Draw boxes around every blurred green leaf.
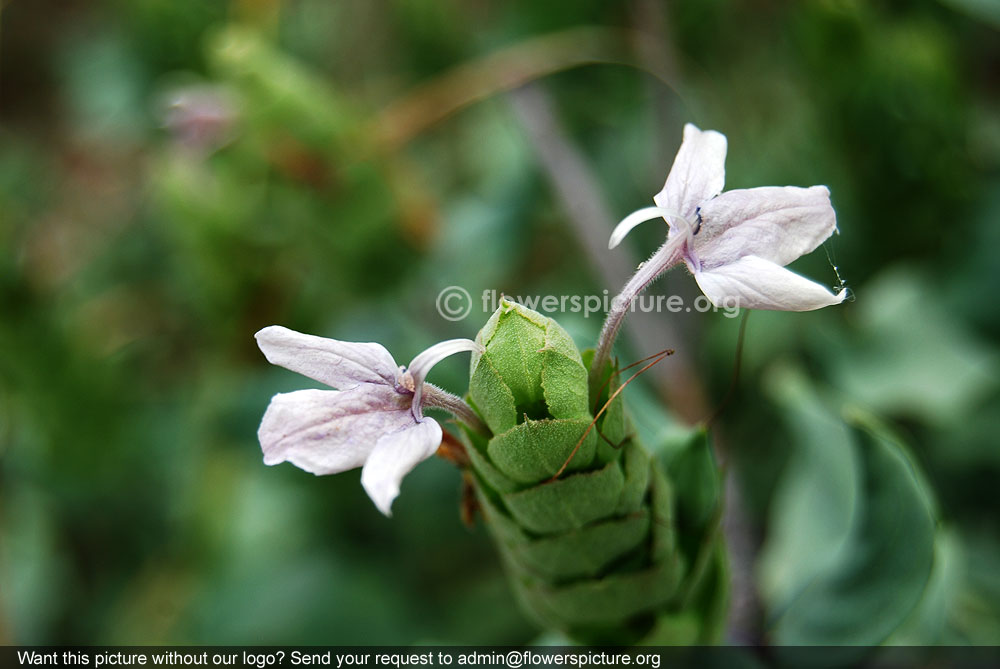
[757,370,859,611]
[824,268,997,425]
[761,368,939,645]
[887,527,963,645]
[938,0,1000,29]
[58,32,146,144]
[665,429,722,540]
[0,488,68,643]
[952,532,1000,644]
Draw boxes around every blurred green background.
[2,0,999,646]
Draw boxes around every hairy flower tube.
[255,326,483,516]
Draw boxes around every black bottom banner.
[2,646,999,669]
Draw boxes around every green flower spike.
[461,298,729,644]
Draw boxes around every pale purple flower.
[608,123,846,311]
[255,326,482,516]
[161,84,239,153]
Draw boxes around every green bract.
[462,299,729,643]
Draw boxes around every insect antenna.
[550,348,674,482]
[591,348,675,415]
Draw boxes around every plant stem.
[588,235,684,396]
[422,384,490,437]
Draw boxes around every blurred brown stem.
[374,26,674,153]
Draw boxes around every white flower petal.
[653,123,727,219]
[258,385,413,475]
[693,186,837,270]
[608,206,693,249]
[406,339,481,389]
[694,255,846,311]
[361,418,442,516]
[405,339,481,416]
[255,325,399,389]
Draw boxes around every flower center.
[664,211,702,274]
[398,369,416,393]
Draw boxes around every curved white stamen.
[608,206,695,249]
[404,339,482,419]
